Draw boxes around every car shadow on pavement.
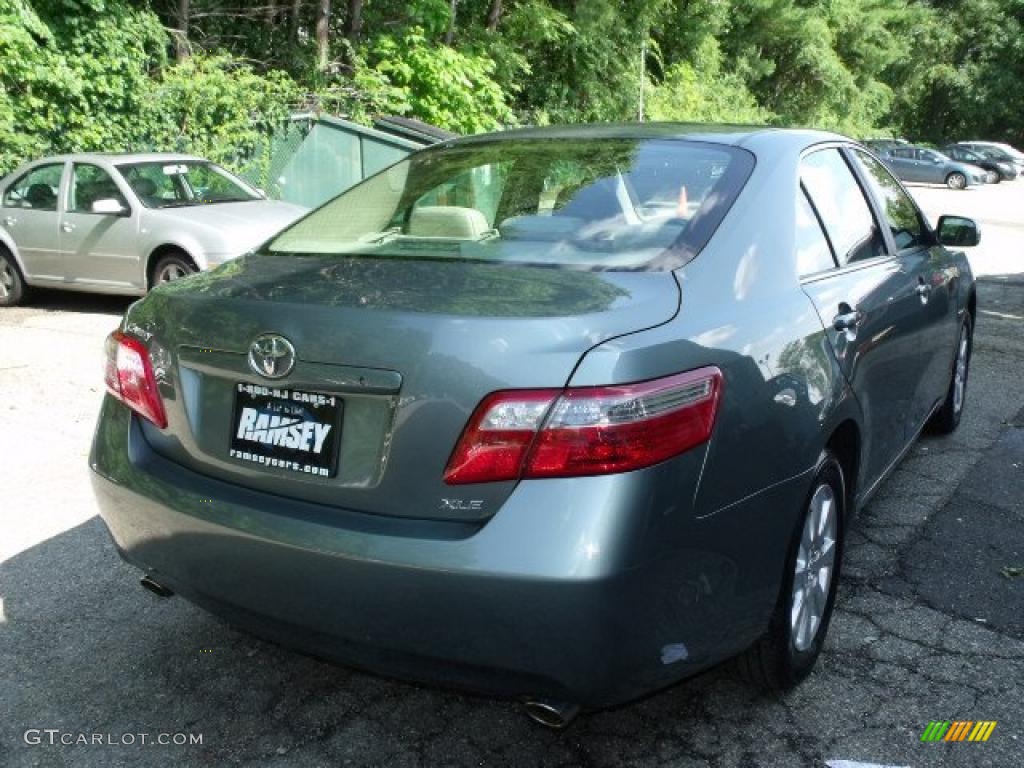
[1,515,753,767]
[21,289,136,316]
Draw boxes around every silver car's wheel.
[156,262,189,283]
[0,250,26,307]
[791,484,838,652]
[0,262,13,298]
[946,172,967,190]
[150,252,196,290]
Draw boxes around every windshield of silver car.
[118,161,261,209]
[266,139,754,269]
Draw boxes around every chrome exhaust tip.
[140,575,174,598]
[523,699,580,729]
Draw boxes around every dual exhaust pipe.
[138,574,580,728]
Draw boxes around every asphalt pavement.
[2,184,1023,768]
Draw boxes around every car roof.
[28,152,205,165]
[442,123,852,153]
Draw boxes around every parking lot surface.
[2,183,1023,767]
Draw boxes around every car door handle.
[61,222,75,233]
[3,216,15,227]
[833,308,862,331]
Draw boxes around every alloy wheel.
[157,263,189,283]
[0,262,14,299]
[953,326,969,414]
[791,483,838,652]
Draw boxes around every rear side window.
[268,138,755,270]
[796,190,837,276]
[800,149,886,266]
[2,164,63,211]
[850,150,928,252]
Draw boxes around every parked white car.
[0,153,307,306]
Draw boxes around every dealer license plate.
[229,383,341,477]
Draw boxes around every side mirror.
[936,215,981,247]
[91,198,129,216]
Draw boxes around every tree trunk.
[486,0,502,32]
[316,0,330,71]
[266,0,278,23]
[291,0,302,38]
[176,0,190,61]
[345,0,363,43]
[445,0,458,45]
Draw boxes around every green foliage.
[360,28,514,133]
[2,0,1024,176]
[1,0,167,172]
[646,38,773,125]
[146,56,300,167]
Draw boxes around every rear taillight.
[104,330,167,429]
[444,367,722,484]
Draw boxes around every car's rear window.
[267,138,754,270]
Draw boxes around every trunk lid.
[127,254,680,521]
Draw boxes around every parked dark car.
[942,145,1017,182]
[955,141,1024,173]
[881,146,988,189]
[90,125,979,727]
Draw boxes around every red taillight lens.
[104,330,168,429]
[443,390,559,485]
[443,367,722,484]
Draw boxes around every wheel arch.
[824,419,861,519]
[966,285,977,326]
[0,230,27,279]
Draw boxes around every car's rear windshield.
[266,138,754,270]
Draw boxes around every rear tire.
[149,251,197,289]
[929,314,972,435]
[0,247,27,307]
[946,172,967,190]
[736,452,845,691]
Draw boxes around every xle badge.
[440,499,484,512]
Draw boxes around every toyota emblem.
[248,333,296,379]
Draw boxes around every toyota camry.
[89,124,979,727]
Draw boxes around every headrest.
[407,206,489,239]
[133,178,158,197]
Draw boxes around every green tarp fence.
[237,114,426,209]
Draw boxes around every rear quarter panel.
[568,138,857,618]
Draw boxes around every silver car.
[0,153,306,306]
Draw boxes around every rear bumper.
[90,398,804,708]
